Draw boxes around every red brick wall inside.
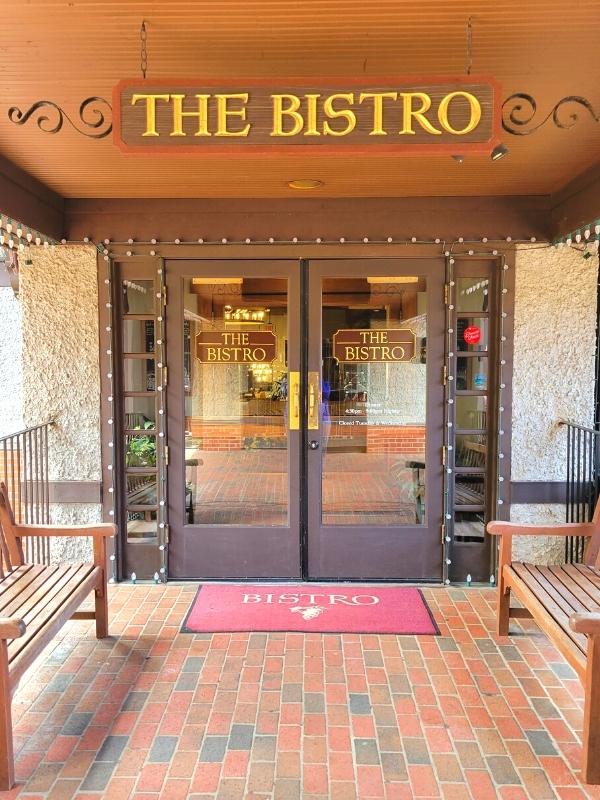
[366,425,425,454]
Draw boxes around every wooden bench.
[489,508,600,783]
[0,482,115,790]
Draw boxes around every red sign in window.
[463,325,481,345]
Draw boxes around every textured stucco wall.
[0,287,23,436]
[20,245,102,561]
[510,245,597,563]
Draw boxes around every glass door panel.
[321,277,427,527]
[184,279,289,527]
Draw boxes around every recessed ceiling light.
[288,179,323,190]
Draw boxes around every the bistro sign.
[114,77,499,154]
[196,330,277,363]
[333,329,416,363]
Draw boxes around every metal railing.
[560,419,600,563]
[0,421,53,564]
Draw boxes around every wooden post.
[0,639,14,790]
[582,633,600,784]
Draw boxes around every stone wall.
[0,287,23,436]
[510,245,597,563]
[20,245,102,561]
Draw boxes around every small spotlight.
[451,155,465,164]
[491,143,508,161]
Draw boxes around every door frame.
[163,255,445,582]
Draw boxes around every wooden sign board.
[196,330,277,363]
[333,329,416,363]
[114,76,500,155]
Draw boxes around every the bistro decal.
[333,328,416,363]
[196,330,277,363]
[114,77,499,153]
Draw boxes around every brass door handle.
[308,371,319,430]
[289,372,300,430]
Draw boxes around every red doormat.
[182,584,439,634]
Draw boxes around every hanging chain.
[465,16,473,75]
[140,21,148,79]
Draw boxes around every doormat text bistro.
[114,77,499,154]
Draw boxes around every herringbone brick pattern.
[3,584,599,799]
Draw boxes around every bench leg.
[93,536,109,639]
[582,635,600,784]
[497,581,510,636]
[94,587,108,639]
[0,640,15,790]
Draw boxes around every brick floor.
[3,584,598,799]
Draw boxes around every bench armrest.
[488,520,595,537]
[489,519,596,573]
[0,617,26,639]
[570,613,600,635]
[13,523,116,538]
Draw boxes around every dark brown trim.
[48,481,102,504]
[0,154,64,240]
[550,162,600,239]
[510,481,567,505]
[66,196,553,243]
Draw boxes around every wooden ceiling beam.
[65,195,553,243]
[0,155,64,241]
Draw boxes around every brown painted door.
[166,258,443,581]
[166,260,302,579]
[305,260,444,581]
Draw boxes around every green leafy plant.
[126,421,157,466]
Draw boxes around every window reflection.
[321,277,427,526]
[183,278,289,526]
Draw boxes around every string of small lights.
[24,233,591,586]
[100,256,118,584]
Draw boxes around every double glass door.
[166,259,443,581]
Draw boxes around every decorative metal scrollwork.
[502,93,600,136]
[8,97,112,138]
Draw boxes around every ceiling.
[0,0,599,199]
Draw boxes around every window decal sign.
[332,328,416,363]
[196,330,277,363]
[114,76,500,154]
[463,325,482,344]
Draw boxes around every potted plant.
[126,421,157,466]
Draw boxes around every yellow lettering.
[399,92,442,135]
[206,346,218,361]
[304,94,321,136]
[271,94,304,136]
[323,93,356,137]
[358,92,398,135]
[391,346,405,360]
[131,94,171,137]
[170,94,211,137]
[215,93,250,137]
[437,91,482,135]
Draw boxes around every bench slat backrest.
[0,482,24,575]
